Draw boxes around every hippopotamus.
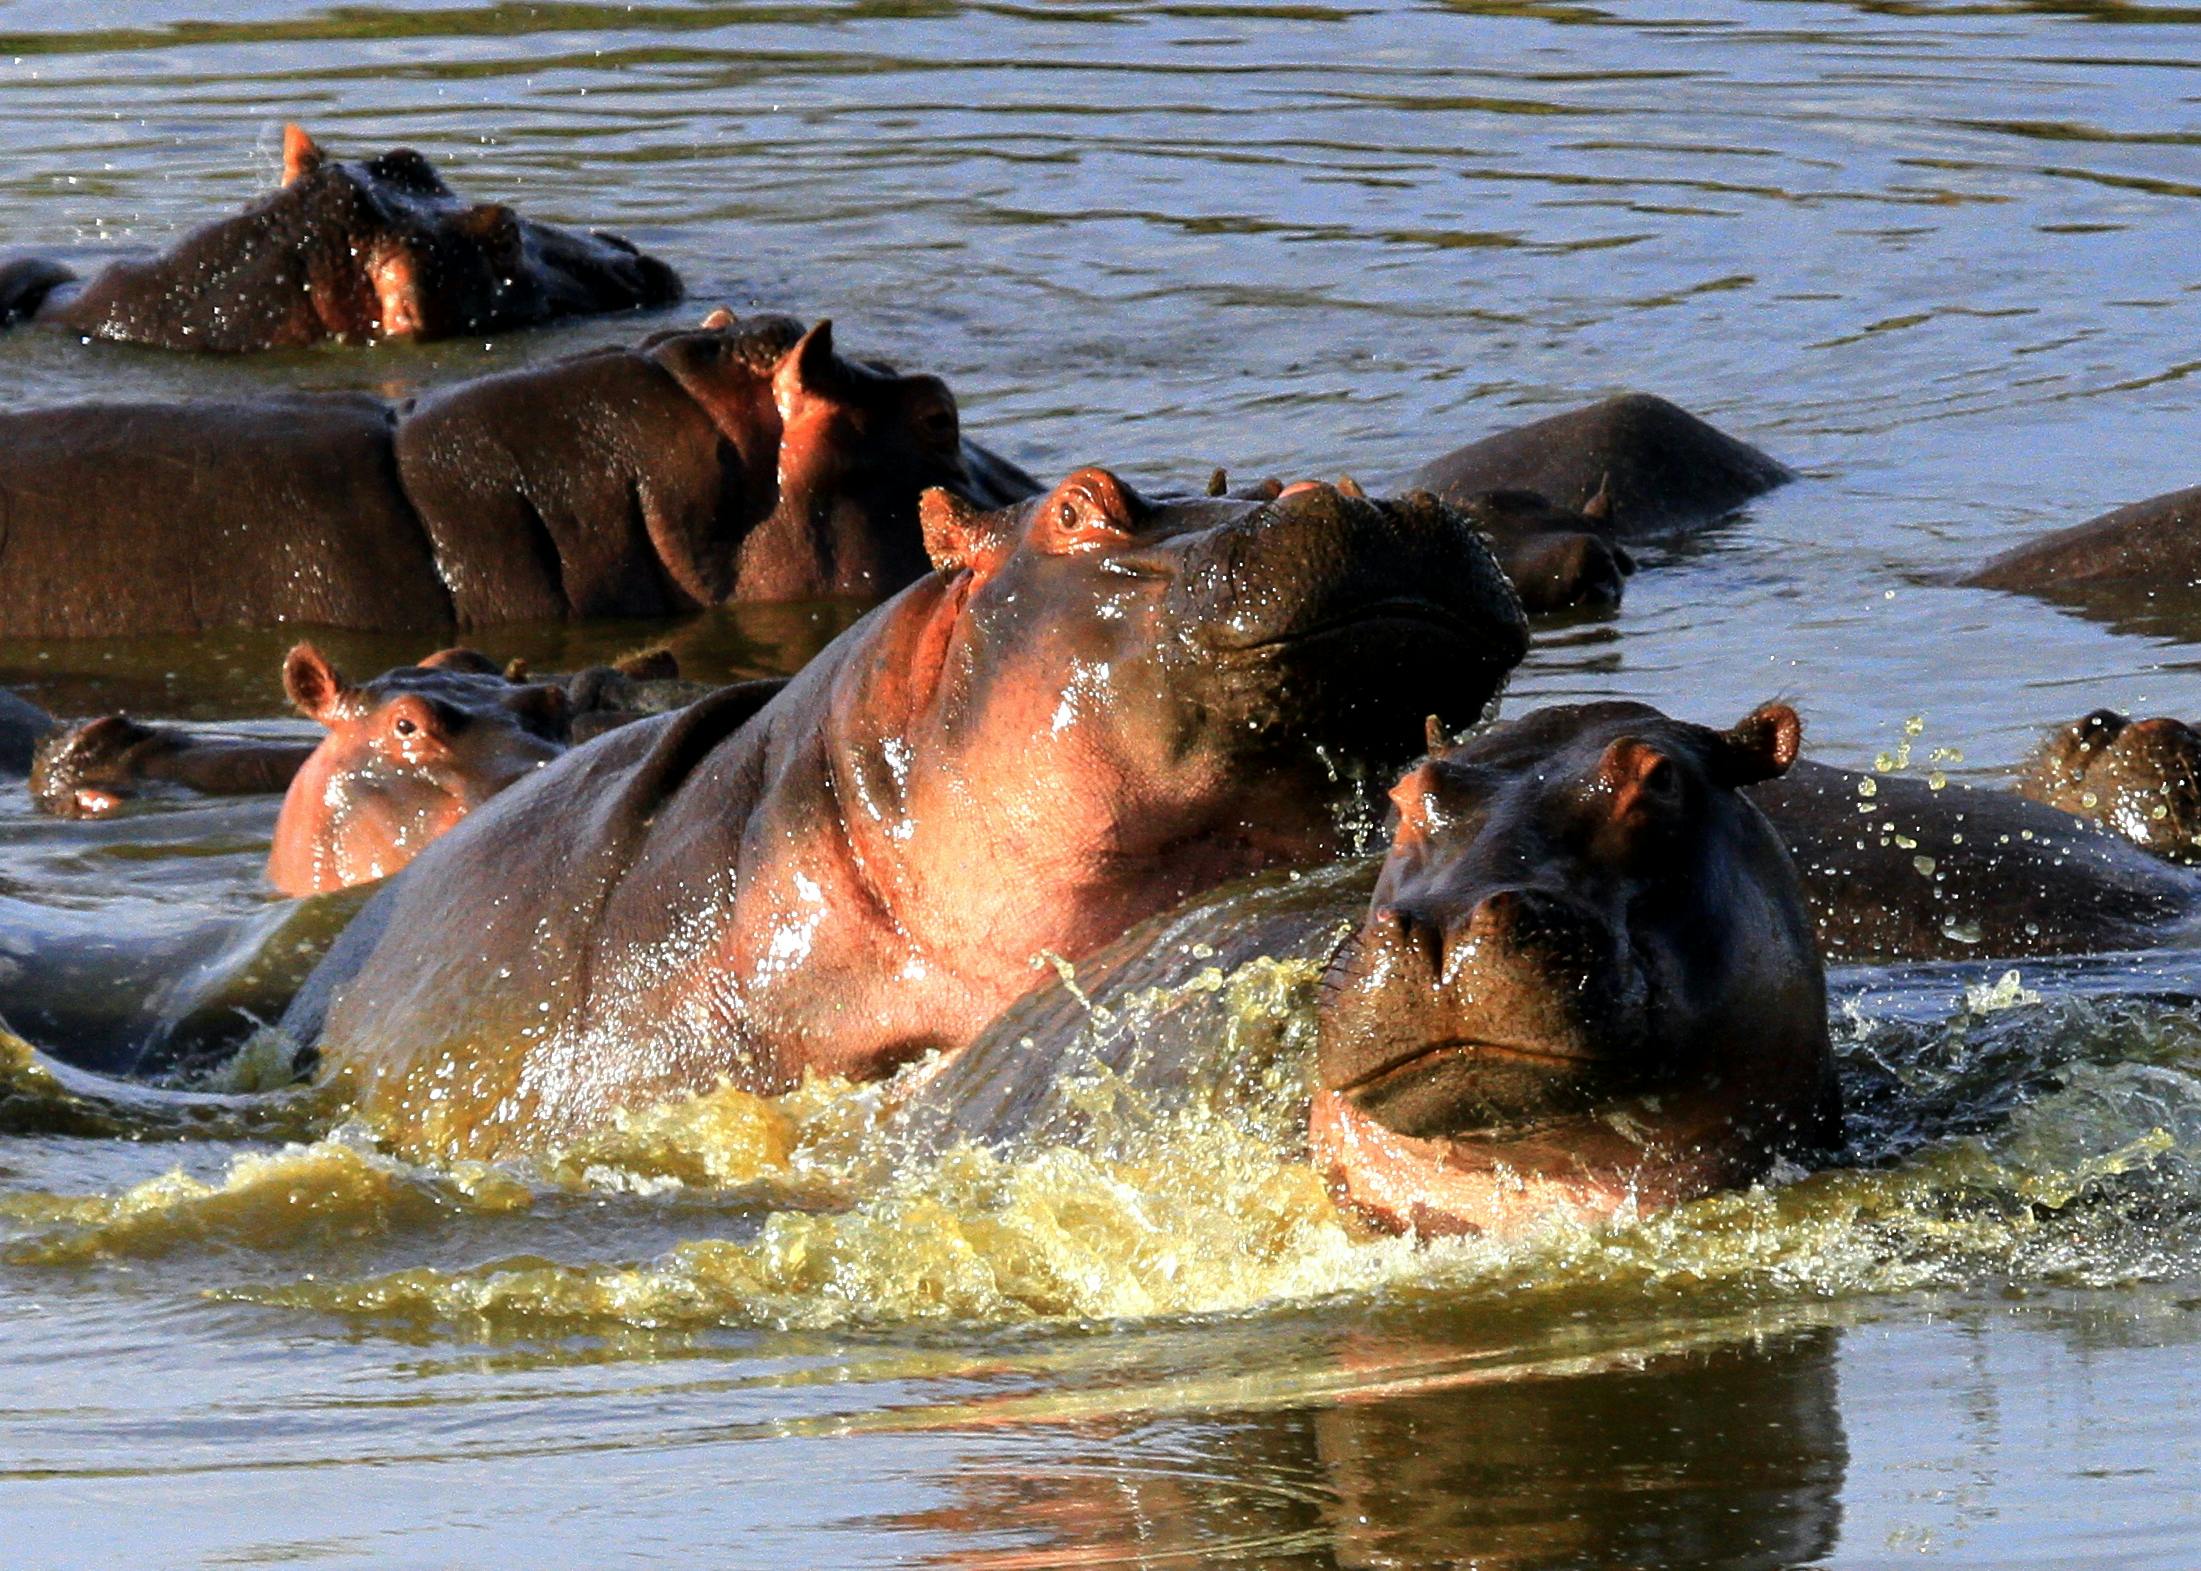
[2013,709,2201,863]
[1748,756,2201,961]
[0,311,1038,639]
[1962,485,2201,615]
[31,644,762,896]
[898,699,1836,1240]
[0,687,53,777]
[1397,392,1793,538]
[281,470,1529,1159]
[0,125,680,351]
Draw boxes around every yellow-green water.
[6,2,2201,1565]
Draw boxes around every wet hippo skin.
[900,700,1835,1240]
[284,470,1529,1160]
[1399,392,1793,537]
[1748,757,2201,962]
[1964,484,2201,602]
[0,313,1037,639]
[0,124,680,351]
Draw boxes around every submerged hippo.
[31,644,757,896]
[1749,756,2201,962]
[0,311,1037,639]
[1962,484,2201,610]
[900,700,1836,1239]
[0,125,680,351]
[282,470,1529,1159]
[1399,392,1793,538]
[0,688,52,777]
[2012,709,2201,863]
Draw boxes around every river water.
[4,1,2201,1565]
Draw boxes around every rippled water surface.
[4,2,2201,1565]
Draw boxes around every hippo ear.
[504,683,571,738]
[1206,468,1229,498]
[1581,472,1614,524]
[418,646,500,676]
[920,488,1012,579]
[1713,702,1802,786]
[1424,714,1451,757]
[282,644,350,723]
[455,203,524,260]
[772,320,852,422]
[699,306,737,331]
[282,123,326,185]
[1336,474,1367,499]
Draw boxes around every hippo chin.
[0,125,680,351]
[896,701,1836,1240]
[0,312,1037,639]
[279,469,1527,1159]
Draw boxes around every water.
[4,1,2201,1564]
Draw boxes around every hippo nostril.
[1377,904,1446,975]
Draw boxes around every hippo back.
[890,859,1376,1158]
[1402,392,1791,537]
[0,396,446,638]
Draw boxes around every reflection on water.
[5,0,2201,1565]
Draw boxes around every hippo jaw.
[1310,701,1837,1239]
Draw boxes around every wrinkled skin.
[899,700,1834,1241]
[1963,485,2201,612]
[31,643,759,896]
[1312,701,1835,1236]
[1748,757,2201,961]
[1398,393,1792,537]
[285,469,1528,1159]
[2012,709,2201,863]
[0,125,680,351]
[0,312,1036,638]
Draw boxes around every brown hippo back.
[1400,392,1792,537]
[1748,757,2201,961]
[288,469,1527,1160]
[0,396,444,639]
[1964,485,2201,600]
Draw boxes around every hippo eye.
[393,717,418,737]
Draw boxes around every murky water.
[4,2,2201,1565]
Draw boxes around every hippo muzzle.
[1165,483,1529,752]
[1318,879,1657,1139]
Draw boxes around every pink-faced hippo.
[29,645,764,897]
[278,470,1530,1159]
[0,125,679,351]
[0,312,1039,638]
[896,700,1837,1240]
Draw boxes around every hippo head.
[642,312,995,599]
[1311,700,1837,1238]
[1457,488,1636,613]
[268,644,569,897]
[2020,708,2201,861]
[824,469,1528,987]
[260,125,679,342]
